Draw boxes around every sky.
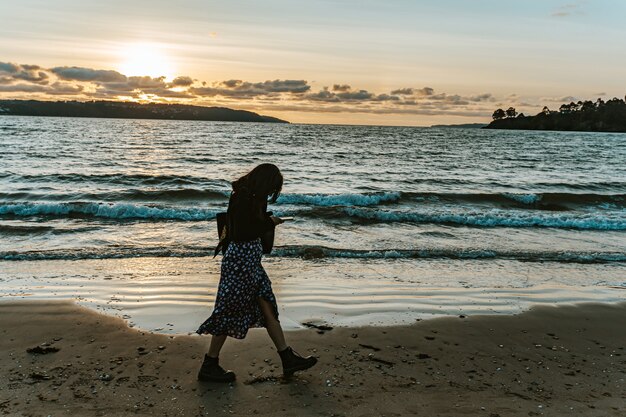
[1,0,625,126]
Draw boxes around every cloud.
[373,93,400,101]
[299,85,493,114]
[418,87,434,96]
[390,87,414,95]
[390,87,434,96]
[191,79,310,98]
[169,76,194,87]
[307,88,340,102]
[0,62,49,85]
[332,84,351,92]
[14,71,48,84]
[49,67,188,99]
[427,93,469,106]
[222,79,240,88]
[336,89,375,101]
[243,102,491,118]
[0,62,20,73]
[541,95,578,103]
[551,2,585,18]
[46,82,84,95]
[468,93,494,102]
[128,76,167,89]
[91,76,188,98]
[0,81,82,94]
[258,79,310,93]
[51,66,127,83]
[0,60,505,120]
[305,87,378,102]
[0,83,48,93]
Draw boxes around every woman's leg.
[207,334,227,358]
[258,297,288,351]
[199,334,235,382]
[258,297,318,375]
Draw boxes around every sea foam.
[341,207,626,230]
[277,192,401,206]
[0,202,220,221]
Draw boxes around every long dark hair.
[232,163,283,203]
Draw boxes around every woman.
[196,163,317,382]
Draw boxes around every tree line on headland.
[0,100,288,123]
[485,96,626,132]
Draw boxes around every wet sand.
[1,301,624,417]
[2,256,625,334]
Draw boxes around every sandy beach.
[1,300,624,417]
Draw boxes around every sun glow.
[118,43,175,79]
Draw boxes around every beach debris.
[301,322,333,332]
[26,344,60,354]
[358,344,381,352]
[424,336,435,341]
[137,347,149,355]
[28,372,52,381]
[99,373,114,382]
[302,247,325,259]
[244,375,282,385]
[417,353,431,360]
[367,354,394,367]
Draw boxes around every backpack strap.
[213,192,234,258]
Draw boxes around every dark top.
[226,188,275,242]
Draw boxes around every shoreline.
[1,300,624,416]
[1,256,625,334]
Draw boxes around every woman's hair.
[232,163,283,203]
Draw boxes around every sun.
[118,42,175,79]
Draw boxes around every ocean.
[1,116,625,332]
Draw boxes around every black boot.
[197,354,236,382]
[279,346,318,377]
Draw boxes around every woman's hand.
[270,216,284,225]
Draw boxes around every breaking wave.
[338,207,626,230]
[1,201,625,230]
[0,202,220,221]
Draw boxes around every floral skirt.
[196,238,279,339]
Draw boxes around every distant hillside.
[430,123,486,129]
[0,100,288,123]
[485,97,626,133]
